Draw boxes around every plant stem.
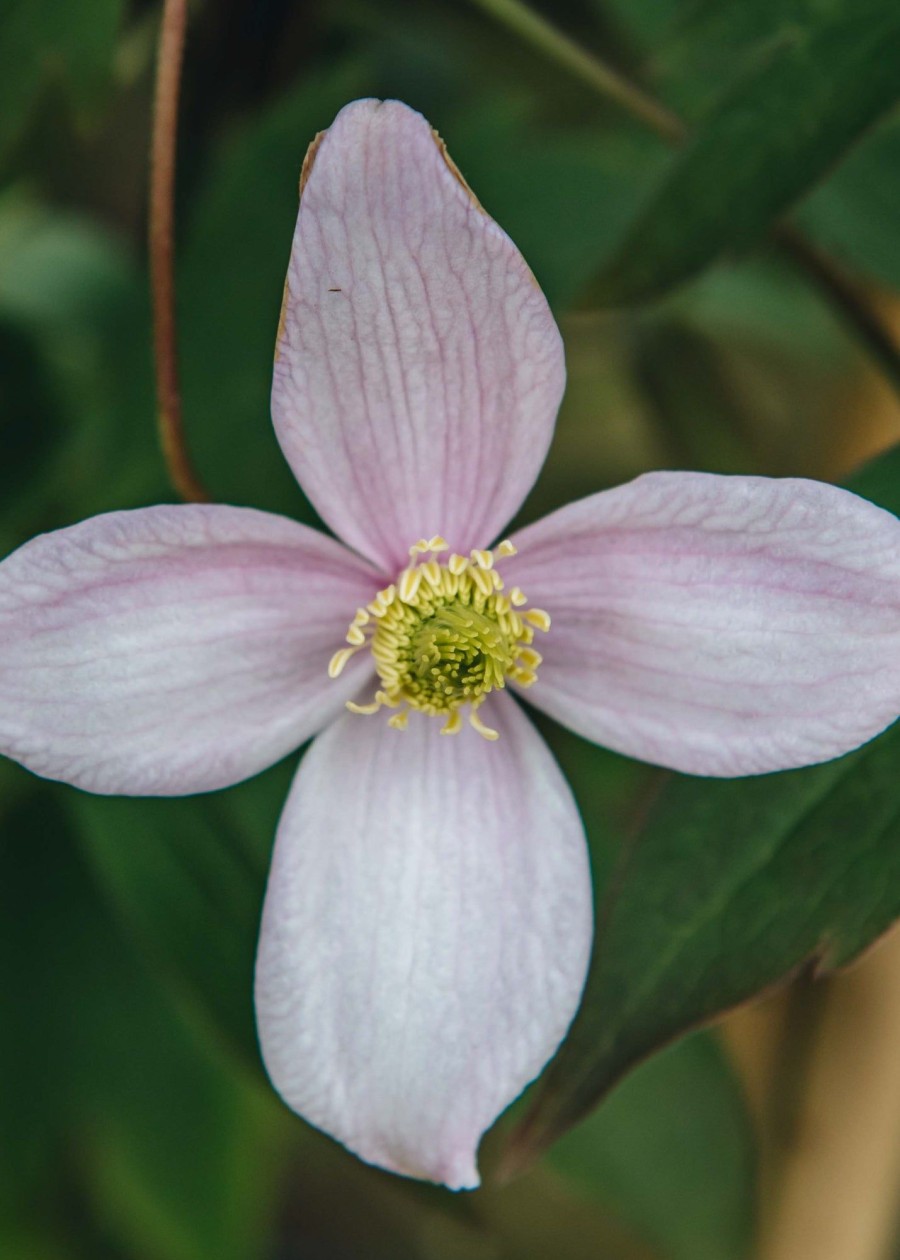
[464,0,684,144]
[465,0,900,395]
[757,930,900,1260]
[149,0,209,503]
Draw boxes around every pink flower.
[3,98,900,1189]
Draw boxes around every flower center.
[328,537,550,739]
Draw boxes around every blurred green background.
[4,1,900,1258]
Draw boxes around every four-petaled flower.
[2,99,900,1189]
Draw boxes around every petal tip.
[362,1136,482,1192]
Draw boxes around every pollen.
[328,539,550,740]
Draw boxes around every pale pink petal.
[272,98,565,573]
[254,694,591,1189]
[0,505,379,794]
[503,472,900,777]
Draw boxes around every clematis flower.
[3,98,900,1191]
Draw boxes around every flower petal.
[504,472,900,776]
[272,98,565,573]
[0,505,378,794]
[254,694,591,1189]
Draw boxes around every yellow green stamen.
[329,537,549,740]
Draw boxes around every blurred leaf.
[441,98,663,310]
[0,193,162,547]
[0,780,286,1260]
[0,788,84,1218]
[628,320,760,473]
[549,1033,756,1260]
[504,441,900,1171]
[0,0,123,164]
[594,0,682,52]
[178,61,370,517]
[475,1167,660,1260]
[798,115,900,293]
[0,318,63,503]
[85,1025,286,1260]
[648,0,831,118]
[594,2,900,304]
[72,758,295,1068]
[0,193,129,329]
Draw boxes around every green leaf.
[504,442,900,1170]
[0,0,123,164]
[0,192,163,543]
[797,115,900,293]
[549,1034,756,1260]
[0,777,287,1260]
[84,1024,287,1260]
[71,759,295,1068]
[439,98,663,310]
[178,62,370,517]
[595,2,900,304]
[0,318,63,507]
[627,319,760,474]
[649,0,835,119]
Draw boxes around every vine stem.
[465,0,900,394]
[149,0,210,503]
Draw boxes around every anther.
[469,709,499,741]
[517,647,543,669]
[346,698,382,715]
[496,539,517,557]
[470,566,494,597]
[440,709,463,735]
[525,608,551,632]
[328,647,356,678]
[422,560,442,588]
[398,567,423,602]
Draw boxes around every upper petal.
[0,505,378,794]
[504,472,900,777]
[271,98,565,572]
[254,694,592,1189]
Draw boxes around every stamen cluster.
[329,538,550,739]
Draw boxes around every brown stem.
[149,0,209,503]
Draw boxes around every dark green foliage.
[596,2,900,302]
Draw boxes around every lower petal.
[0,505,379,794]
[254,694,592,1189]
[504,472,900,777]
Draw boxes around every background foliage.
[3,2,900,1257]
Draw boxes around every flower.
[2,98,900,1191]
